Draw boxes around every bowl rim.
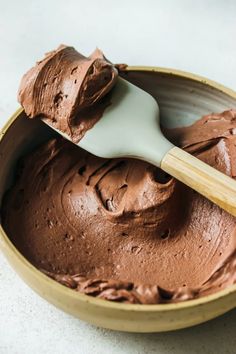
[0,66,236,313]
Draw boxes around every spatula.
[44,77,236,217]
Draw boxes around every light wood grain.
[161,147,236,217]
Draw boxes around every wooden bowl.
[0,67,236,332]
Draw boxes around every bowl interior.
[1,68,236,332]
[124,70,236,128]
[0,114,57,208]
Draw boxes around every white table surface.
[0,1,236,353]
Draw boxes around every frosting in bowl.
[2,110,236,304]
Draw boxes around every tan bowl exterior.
[0,67,236,332]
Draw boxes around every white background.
[0,1,236,353]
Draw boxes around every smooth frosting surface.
[3,110,236,304]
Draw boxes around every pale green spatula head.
[80,78,173,166]
[44,77,174,167]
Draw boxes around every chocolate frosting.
[18,45,118,142]
[2,110,236,304]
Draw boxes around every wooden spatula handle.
[161,147,236,217]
